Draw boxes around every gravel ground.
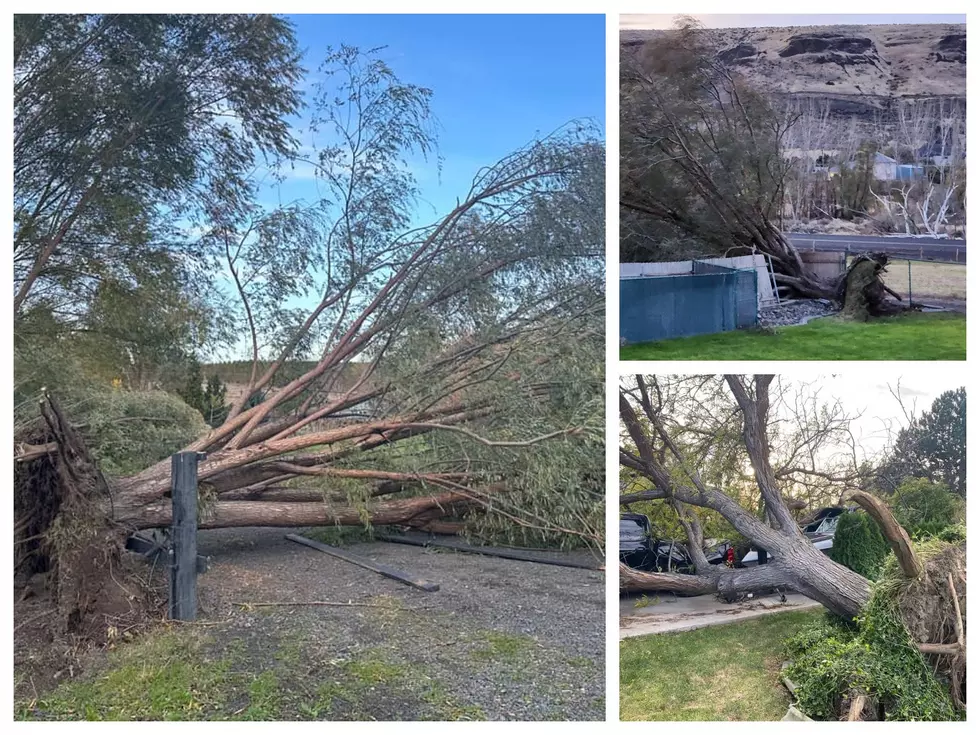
[193,527,605,721]
[759,299,838,327]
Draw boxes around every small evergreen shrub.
[830,510,890,580]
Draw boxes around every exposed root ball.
[14,425,63,576]
[895,542,966,708]
[16,396,160,642]
[836,252,912,320]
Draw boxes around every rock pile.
[759,299,838,327]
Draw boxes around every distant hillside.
[622,23,965,121]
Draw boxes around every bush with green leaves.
[81,389,208,476]
[15,345,206,477]
[889,478,964,539]
[784,544,962,721]
[935,524,966,543]
[830,510,890,580]
[785,605,957,720]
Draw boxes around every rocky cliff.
[622,24,966,120]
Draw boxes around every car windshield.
[818,515,841,534]
[620,519,647,540]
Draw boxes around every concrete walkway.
[619,590,822,639]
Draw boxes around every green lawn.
[620,609,823,722]
[620,312,965,361]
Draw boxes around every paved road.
[619,590,822,639]
[787,233,966,264]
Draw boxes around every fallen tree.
[620,374,967,716]
[14,45,605,635]
[620,375,877,617]
[620,20,913,317]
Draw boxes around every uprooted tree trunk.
[14,370,573,636]
[837,253,912,320]
[20,395,150,638]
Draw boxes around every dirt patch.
[14,553,169,703]
[18,527,605,721]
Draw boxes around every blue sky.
[264,14,605,220]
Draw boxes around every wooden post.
[908,260,912,304]
[169,451,201,621]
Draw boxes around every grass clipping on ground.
[785,540,966,721]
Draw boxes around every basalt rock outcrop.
[622,23,966,125]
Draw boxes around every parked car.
[620,513,733,573]
[740,506,856,565]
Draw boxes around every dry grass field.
[879,260,966,303]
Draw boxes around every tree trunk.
[620,561,793,599]
[621,534,870,618]
[129,490,486,530]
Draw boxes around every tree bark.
[843,489,921,578]
[620,561,795,599]
[128,489,488,530]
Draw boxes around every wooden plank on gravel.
[376,532,602,570]
[284,533,440,592]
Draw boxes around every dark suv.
[620,512,732,573]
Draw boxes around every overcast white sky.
[620,13,967,30]
[773,373,966,459]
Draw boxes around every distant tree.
[836,141,878,218]
[201,374,229,428]
[179,358,205,415]
[879,388,966,498]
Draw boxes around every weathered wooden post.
[169,451,202,621]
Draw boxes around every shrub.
[82,389,208,476]
[16,344,207,476]
[935,524,966,543]
[890,479,964,538]
[830,510,890,580]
